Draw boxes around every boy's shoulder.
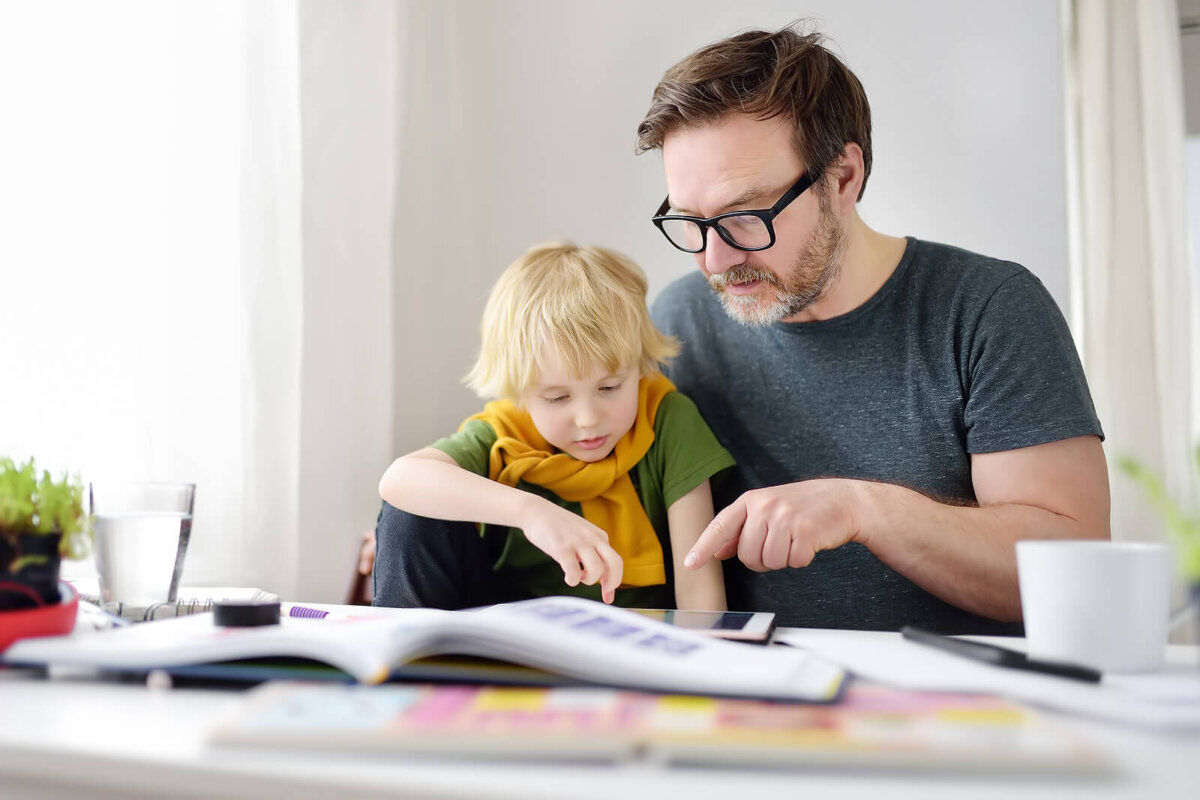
[655,387,698,419]
[652,388,716,441]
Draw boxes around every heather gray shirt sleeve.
[959,272,1100,452]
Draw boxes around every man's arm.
[684,435,1110,621]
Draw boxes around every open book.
[2,596,846,702]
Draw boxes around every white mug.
[1015,540,1172,673]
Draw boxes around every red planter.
[0,581,77,651]
[0,530,64,609]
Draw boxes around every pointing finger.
[684,498,747,569]
[597,544,623,604]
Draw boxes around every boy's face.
[520,348,640,462]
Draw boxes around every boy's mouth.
[575,435,608,451]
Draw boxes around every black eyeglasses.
[651,171,821,253]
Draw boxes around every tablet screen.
[630,609,776,643]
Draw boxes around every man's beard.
[708,199,846,326]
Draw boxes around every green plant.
[0,456,89,571]
[1117,445,1200,581]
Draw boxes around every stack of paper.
[774,628,1200,731]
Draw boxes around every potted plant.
[0,456,89,610]
[1118,445,1200,640]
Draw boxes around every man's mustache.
[708,263,780,290]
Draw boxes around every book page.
[426,597,845,702]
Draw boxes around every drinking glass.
[89,482,195,605]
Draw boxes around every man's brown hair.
[636,23,872,201]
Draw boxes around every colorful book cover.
[211,682,1109,775]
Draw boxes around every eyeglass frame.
[650,170,822,253]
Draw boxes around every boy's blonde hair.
[465,242,680,401]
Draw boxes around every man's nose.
[702,229,743,276]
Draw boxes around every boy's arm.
[379,448,624,602]
[380,448,529,526]
[667,479,726,611]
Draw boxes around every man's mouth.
[723,278,762,295]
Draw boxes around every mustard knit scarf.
[468,374,675,587]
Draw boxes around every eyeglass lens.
[659,214,771,252]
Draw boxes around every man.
[637,25,1108,633]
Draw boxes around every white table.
[2,629,1198,800]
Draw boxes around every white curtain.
[0,1,395,602]
[241,1,304,598]
[0,1,257,589]
[1063,1,1198,546]
[293,0,397,602]
[221,0,399,601]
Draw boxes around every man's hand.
[519,499,624,603]
[683,479,866,572]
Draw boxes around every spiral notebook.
[64,578,278,622]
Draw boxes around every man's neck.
[785,213,907,323]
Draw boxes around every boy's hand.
[518,499,624,603]
[357,527,376,576]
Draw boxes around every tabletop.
[1,618,1198,800]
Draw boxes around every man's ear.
[827,142,866,216]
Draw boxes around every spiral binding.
[286,605,330,619]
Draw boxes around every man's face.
[519,348,641,462]
[660,114,845,325]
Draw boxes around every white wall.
[390,0,1068,457]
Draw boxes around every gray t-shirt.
[651,237,1103,634]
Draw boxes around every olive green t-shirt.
[431,391,735,607]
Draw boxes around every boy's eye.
[599,383,621,393]
[545,394,568,404]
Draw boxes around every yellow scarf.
[468,374,675,587]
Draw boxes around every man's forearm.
[854,481,1106,621]
[683,436,1111,621]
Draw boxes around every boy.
[378,242,734,609]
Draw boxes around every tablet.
[630,609,777,644]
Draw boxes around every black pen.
[900,625,1102,683]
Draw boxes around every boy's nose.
[574,401,599,429]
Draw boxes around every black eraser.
[213,600,281,627]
